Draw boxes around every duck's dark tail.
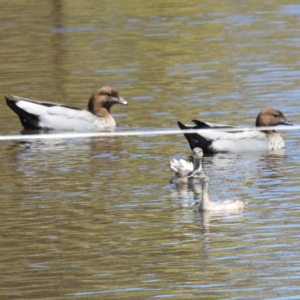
[5,96,40,129]
[177,121,213,153]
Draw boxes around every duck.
[190,164,247,212]
[5,86,127,131]
[170,147,203,185]
[177,107,292,154]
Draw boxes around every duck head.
[192,147,204,159]
[255,107,292,127]
[88,86,127,117]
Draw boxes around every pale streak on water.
[0,0,300,299]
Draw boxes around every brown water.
[0,0,300,299]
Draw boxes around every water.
[0,0,300,299]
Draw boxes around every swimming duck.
[178,108,292,154]
[5,86,127,131]
[191,167,247,212]
[170,147,203,185]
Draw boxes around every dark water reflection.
[1,0,300,299]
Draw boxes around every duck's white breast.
[268,133,284,150]
[93,115,116,131]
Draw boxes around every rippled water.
[0,0,300,299]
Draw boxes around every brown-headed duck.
[5,86,127,131]
[178,108,292,154]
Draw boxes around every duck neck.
[260,129,276,134]
[88,95,112,117]
[256,121,276,134]
[193,157,202,171]
[91,106,110,118]
[200,178,210,206]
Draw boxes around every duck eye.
[274,113,279,118]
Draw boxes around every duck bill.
[282,119,293,126]
[118,97,128,105]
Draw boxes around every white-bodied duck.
[178,107,292,154]
[191,167,247,212]
[170,147,203,185]
[5,86,127,131]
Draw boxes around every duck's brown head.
[255,107,292,127]
[88,86,127,117]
